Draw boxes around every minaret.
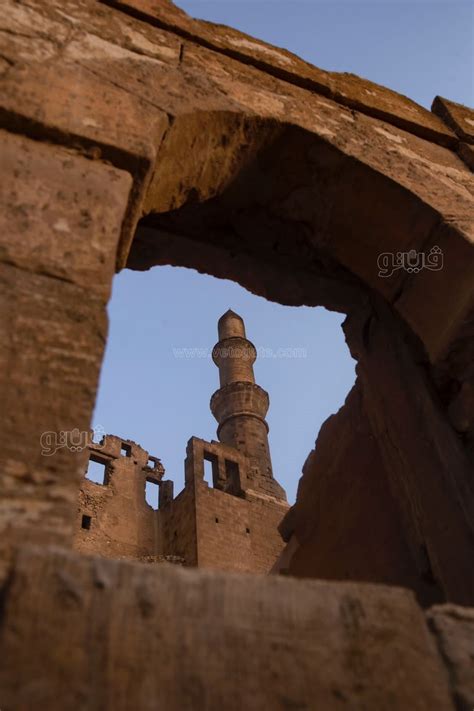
[210,310,286,501]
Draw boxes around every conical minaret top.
[211,310,286,502]
[218,309,246,339]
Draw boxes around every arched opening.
[92,265,356,505]
[0,0,471,611]
[108,108,473,605]
[85,258,359,576]
[118,224,447,601]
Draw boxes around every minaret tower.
[211,310,286,501]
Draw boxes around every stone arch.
[129,108,472,361]
[124,107,474,605]
[1,1,474,705]
[0,0,472,606]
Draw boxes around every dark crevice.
[0,564,16,634]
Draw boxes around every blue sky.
[91,1,473,504]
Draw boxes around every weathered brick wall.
[195,482,288,573]
[72,433,286,573]
[184,436,250,493]
[160,485,198,566]
[73,435,163,561]
[75,467,158,561]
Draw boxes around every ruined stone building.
[0,0,473,709]
[75,310,289,572]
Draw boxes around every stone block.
[107,0,456,146]
[0,1,170,166]
[428,604,474,711]
[0,131,132,300]
[433,96,474,144]
[0,0,170,265]
[0,545,455,710]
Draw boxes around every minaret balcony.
[210,381,269,425]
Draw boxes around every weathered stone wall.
[276,382,444,607]
[194,482,288,573]
[181,435,289,571]
[0,544,464,711]
[73,433,287,573]
[74,435,163,560]
[279,298,474,605]
[0,128,132,576]
[159,485,198,566]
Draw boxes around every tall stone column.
[211,310,286,501]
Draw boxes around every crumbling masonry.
[75,310,289,572]
[0,0,473,708]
